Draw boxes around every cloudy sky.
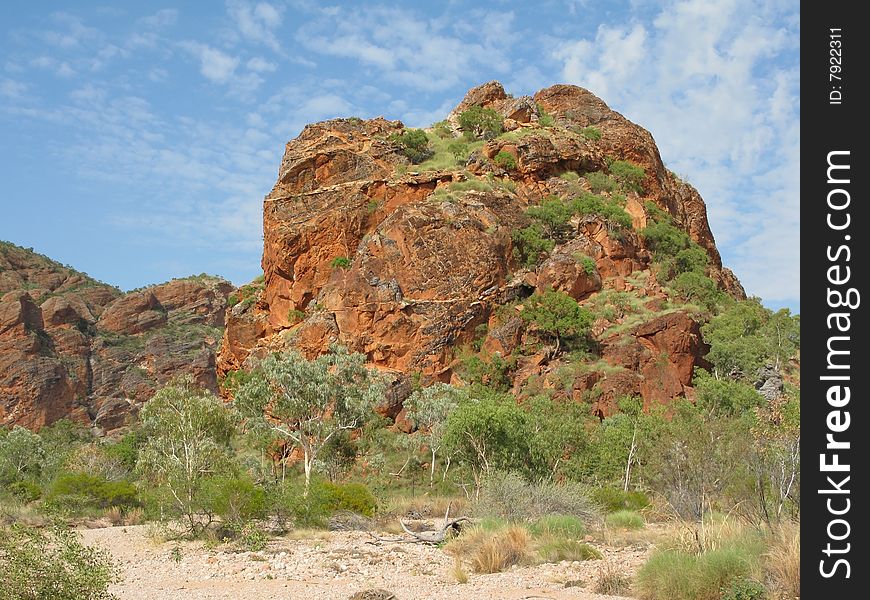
[0,0,800,312]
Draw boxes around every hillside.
[217,81,745,420]
[0,241,232,431]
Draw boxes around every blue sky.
[0,0,800,312]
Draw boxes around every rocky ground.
[79,525,650,600]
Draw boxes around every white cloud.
[297,6,516,92]
[226,0,283,52]
[246,56,276,72]
[552,0,799,305]
[181,42,240,83]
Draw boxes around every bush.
[605,510,645,529]
[641,221,692,257]
[388,128,431,163]
[529,514,586,538]
[572,193,633,230]
[536,538,601,562]
[432,120,452,139]
[0,524,118,599]
[591,487,650,512]
[579,126,602,141]
[512,224,555,268]
[458,105,503,140]
[637,546,757,600]
[520,290,594,353]
[576,254,597,276]
[274,480,377,527]
[330,256,351,269]
[494,151,517,171]
[671,271,723,310]
[608,160,646,193]
[526,196,574,239]
[448,141,469,161]
[537,108,555,127]
[201,475,267,528]
[321,481,377,517]
[5,480,42,503]
[446,525,531,573]
[46,472,138,513]
[585,171,616,194]
[721,577,766,600]
[476,471,600,524]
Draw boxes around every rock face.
[217,81,744,418]
[0,242,232,432]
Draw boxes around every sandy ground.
[78,525,648,600]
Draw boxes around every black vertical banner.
[803,2,869,597]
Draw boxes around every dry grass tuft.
[765,522,799,599]
[595,560,632,596]
[446,524,531,574]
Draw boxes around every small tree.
[457,105,503,139]
[234,345,384,496]
[405,383,464,485]
[136,376,236,535]
[0,426,44,485]
[1,524,119,599]
[388,128,431,163]
[520,290,594,355]
[442,389,534,497]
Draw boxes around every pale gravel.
[79,525,645,600]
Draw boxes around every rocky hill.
[216,81,745,423]
[0,241,232,432]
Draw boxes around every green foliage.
[136,376,237,534]
[0,426,44,485]
[234,345,384,495]
[536,107,556,127]
[585,171,616,194]
[591,487,650,513]
[520,290,594,353]
[320,481,377,516]
[475,471,601,523]
[405,383,464,484]
[6,480,42,503]
[457,105,503,139]
[605,509,645,529]
[575,254,597,275]
[432,120,452,139]
[528,514,586,538]
[526,195,574,239]
[272,479,376,527]
[512,224,555,268]
[694,371,761,417]
[559,171,580,182]
[537,538,601,562]
[458,352,516,392]
[702,299,800,376]
[671,272,724,311]
[200,475,267,528]
[571,193,633,230]
[721,577,767,600]
[578,126,601,140]
[637,546,758,600]
[45,473,138,513]
[388,128,431,163]
[330,256,351,269]
[103,431,143,472]
[444,393,539,490]
[0,524,119,600]
[608,160,646,193]
[641,220,693,257]
[493,150,517,171]
[448,141,469,161]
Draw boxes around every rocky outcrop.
[0,242,232,432]
[217,81,743,417]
